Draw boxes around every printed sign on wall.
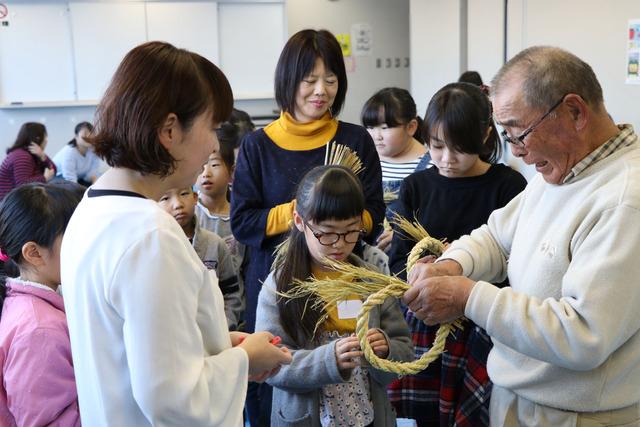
[626,19,640,84]
[351,23,372,57]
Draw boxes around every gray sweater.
[255,256,413,427]
[192,224,244,330]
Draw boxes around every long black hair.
[275,165,365,346]
[423,82,501,163]
[361,87,425,143]
[68,122,94,147]
[0,183,81,316]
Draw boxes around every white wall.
[409,0,461,117]
[467,0,504,85]
[287,0,410,125]
[1,0,411,162]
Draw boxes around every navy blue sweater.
[389,164,527,279]
[231,121,385,332]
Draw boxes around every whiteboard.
[69,2,147,101]
[0,3,75,103]
[146,2,219,64]
[0,1,285,105]
[218,3,286,99]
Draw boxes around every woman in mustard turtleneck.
[230,29,385,426]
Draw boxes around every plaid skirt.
[388,308,492,427]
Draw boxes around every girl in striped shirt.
[361,88,430,252]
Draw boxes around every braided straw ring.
[354,234,455,375]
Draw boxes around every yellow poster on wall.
[336,34,351,57]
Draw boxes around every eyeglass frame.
[302,220,366,246]
[500,95,567,147]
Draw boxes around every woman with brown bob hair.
[60,41,291,426]
[231,28,385,426]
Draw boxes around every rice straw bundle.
[278,257,462,375]
[276,213,462,375]
[271,238,290,273]
[389,213,446,269]
[324,141,364,176]
[383,188,399,204]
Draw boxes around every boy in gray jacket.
[159,186,243,330]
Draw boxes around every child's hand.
[250,347,292,383]
[335,334,363,372]
[237,331,292,378]
[229,331,249,347]
[366,328,389,359]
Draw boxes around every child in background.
[256,165,413,427]
[196,126,245,274]
[159,186,243,330]
[387,82,527,427]
[361,88,430,252]
[228,108,255,161]
[458,70,490,95]
[0,183,81,426]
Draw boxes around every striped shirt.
[381,155,428,182]
[0,148,55,201]
[563,124,635,184]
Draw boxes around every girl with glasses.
[387,82,528,426]
[256,165,413,427]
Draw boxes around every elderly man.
[404,46,640,426]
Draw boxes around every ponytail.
[0,257,20,316]
[414,115,426,144]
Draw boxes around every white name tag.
[337,300,363,319]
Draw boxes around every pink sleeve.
[11,151,46,185]
[4,328,81,426]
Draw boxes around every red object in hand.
[237,335,282,346]
[270,336,282,346]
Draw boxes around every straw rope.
[345,242,460,375]
[353,214,458,374]
[276,213,461,374]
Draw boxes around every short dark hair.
[6,122,47,155]
[275,29,347,117]
[68,121,94,147]
[361,87,424,143]
[90,41,233,177]
[229,108,255,141]
[423,82,501,163]
[458,71,484,86]
[0,183,80,315]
